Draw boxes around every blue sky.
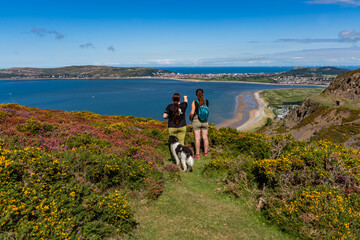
[1,0,360,68]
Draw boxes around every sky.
[1,0,360,68]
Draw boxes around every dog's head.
[168,135,179,145]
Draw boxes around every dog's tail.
[187,156,194,172]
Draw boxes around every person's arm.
[163,105,169,119]
[184,95,188,103]
[189,101,196,121]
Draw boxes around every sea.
[0,70,325,127]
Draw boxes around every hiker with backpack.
[189,88,209,159]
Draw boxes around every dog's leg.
[171,145,180,166]
[187,156,194,172]
[180,152,187,172]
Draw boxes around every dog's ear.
[168,135,176,144]
[168,135,179,144]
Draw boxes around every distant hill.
[265,67,360,150]
[323,68,360,100]
[283,66,349,77]
[0,65,174,79]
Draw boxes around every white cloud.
[278,29,360,45]
[143,59,177,65]
[306,0,360,6]
[197,47,360,66]
[339,29,360,37]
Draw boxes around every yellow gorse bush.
[205,126,360,239]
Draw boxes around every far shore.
[0,77,328,87]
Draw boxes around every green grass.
[261,88,324,107]
[309,93,360,110]
[127,157,295,240]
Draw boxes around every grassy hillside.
[1,104,360,239]
[0,66,173,79]
[282,67,348,76]
[260,88,325,107]
[0,104,169,239]
[206,128,360,239]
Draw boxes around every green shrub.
[17,119,55,134]
[0,147,137,239]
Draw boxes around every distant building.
[335,100,344,106]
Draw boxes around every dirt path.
[128,159,294,240]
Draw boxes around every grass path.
[128,158,295,240]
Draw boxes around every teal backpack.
[196,99,209,122]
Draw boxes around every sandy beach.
[215,91,266,130]
[215,96,247,129]
[237,91,265,130]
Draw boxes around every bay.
[0,78,323,126]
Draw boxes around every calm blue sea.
[0,78,324,126]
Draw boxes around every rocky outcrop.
[267,68,360,150]
[323,68,360,100]
[285,99,322,129]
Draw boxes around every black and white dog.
[168,135,194,172]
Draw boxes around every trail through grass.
[128,158,295,240]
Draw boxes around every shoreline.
[215,96,247,129]
[237,91,265,131]
[0,77,328,87]
[214,91,266,130]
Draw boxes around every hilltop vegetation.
[205,129,360,239]
[1,102,360,239]
[0,104,171,239]
[1,68,360,240]
[260,88,324,107]
[267,68,360,150]
[0,65,173,79]
[282,66,349,77]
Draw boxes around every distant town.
[0,66,350,85]
[156,72,335,85]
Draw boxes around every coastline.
[237,91,266,131]
[0,77,328,87]
[214,90,266,130]
[215,97,247,129]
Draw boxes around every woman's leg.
[177,126,187,145]
[194,130,201,156]
[202,129,209,154]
